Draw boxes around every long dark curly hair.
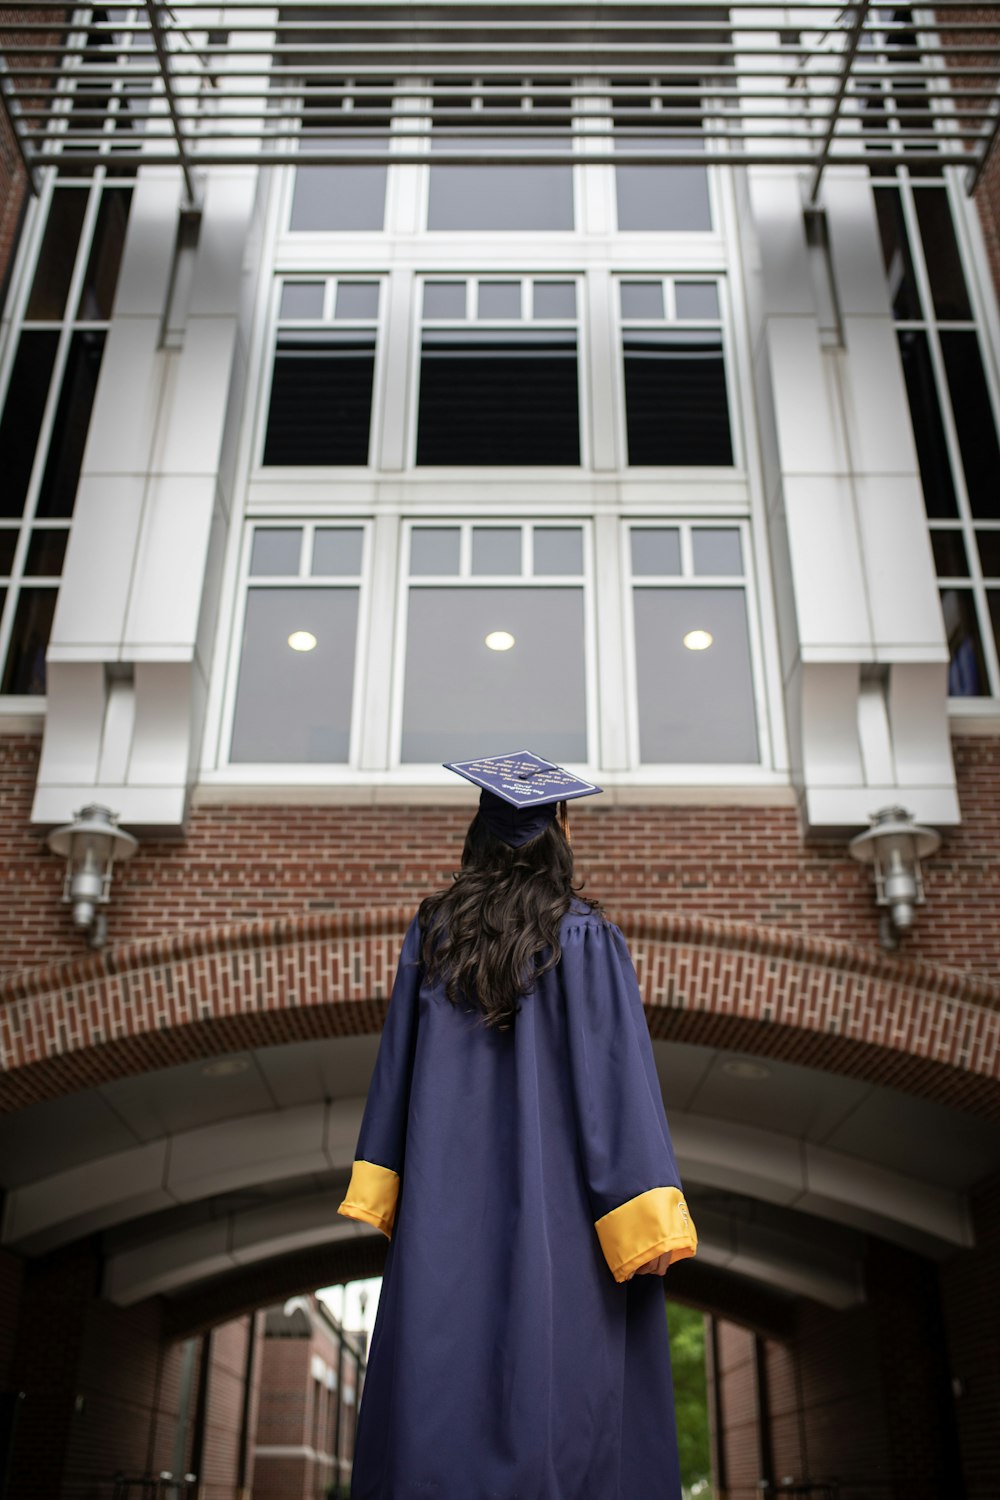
[417,812,601,1031]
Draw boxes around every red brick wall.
[2,733,999,980]
[709,1174,1000,1500]
[937,7,1000,295]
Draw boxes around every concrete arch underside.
[1,909,998,1326]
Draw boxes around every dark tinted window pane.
[77,188,131,320]
[939,332,1000,520]
[634,587,758,762]
[0,331,59,519]
[230,587,359,761]
[0,532,16,574]
[873,187,921,320]
[930,530,969,577]
[428,140,574,231]
[24,529,69,577]
[401,586,586,762]
[1,587,57,694]
[940,588,989,697]
[417,332,579,466]
[977,531,1000,578]
[36,330,105,518]
[624,332,732,466]
[26,190,89,319]
[263,334,374,466]
[897,330,957,518]
[988,591,1000,667]
[914,190,972,321]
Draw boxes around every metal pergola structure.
[0,2,999,207]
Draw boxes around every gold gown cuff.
[595,1186,698,1284]
[337,1159,400,1240]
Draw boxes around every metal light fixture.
[46,804,138,949]
[848,805,941,950]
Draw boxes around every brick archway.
[1,908,997,1119]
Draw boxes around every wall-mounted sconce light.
[46,804,138,949]
[848,805,941,951]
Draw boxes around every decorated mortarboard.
[444,750,603,849]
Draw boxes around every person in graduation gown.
[337,752,698,1500]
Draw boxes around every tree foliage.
[668,1300,711,1494]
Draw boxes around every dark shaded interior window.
[1,588,57,695]
[289,83,392,231]
[36,331,106,518]
[24,529,69,577]
[613,82,710,231]
[416,331,579,465]
[427,79,573,231]
[873,187,921,320]
[263,333,375,466]
[978,531,1000,577]
[929,530,969,578]
[913,190,972,321]
[77,188,132,320]
[26,190,89,320]
[897,330,957,518]
[0,532,16,574]
[623,332,732,466]
[940,588,988,697]
[0,332,59,519]
[939,331,1000,521]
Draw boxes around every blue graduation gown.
[338,905,697,1500]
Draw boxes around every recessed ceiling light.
[720,1058,770,1081]
[201,1057,251,1079]
[683,629,713,652]
[485,630,516,652]
[288,630,318,652]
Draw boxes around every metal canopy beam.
[0,2,997,194]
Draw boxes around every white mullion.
[218,522,258,768]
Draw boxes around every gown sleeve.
[336,916,422,1240]
[562,917,698,1284]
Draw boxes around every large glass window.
[619,277,732,466]
[400,522,588,763]
[288,83,391,232]
[628,523,759,763]
[229,524,366,762]
[427,78,574,231]
[872,176,1000,696]
[416,278,580,465]
[262,277,379,466]
[0,179,130,696]
[612,81,711,232]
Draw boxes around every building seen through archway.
[0,5,999,1498]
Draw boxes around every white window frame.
[253,273,388,476]
[407,273,589,471]
[219,519,373,773]
[613,271,744,476]
[388,518,599,773]
[619,518,773,776]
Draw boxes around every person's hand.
[633,1251,672,1276]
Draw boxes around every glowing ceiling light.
[484,630,516,652]
[287,630,318,652]
[683,629,713,651]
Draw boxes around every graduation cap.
[444,750,603,848]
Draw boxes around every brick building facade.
[1,5,999,1499]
